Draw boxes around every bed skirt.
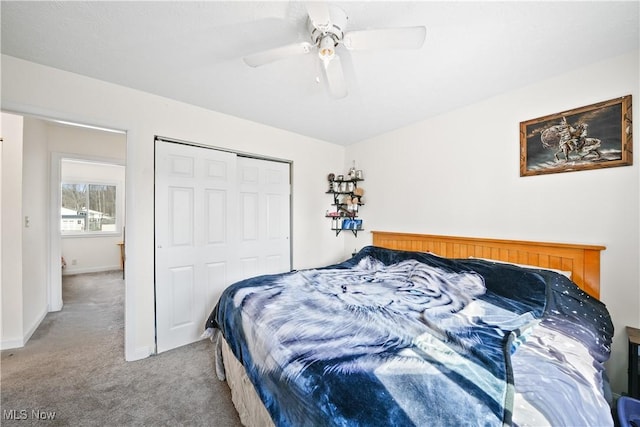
[215,331,275,427]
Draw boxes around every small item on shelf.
[354,187,364,197]
[341,219,362,230]
[327,173,335,191]
[355,170,363,180]
[348,161,356,180]
[337,175,344,181]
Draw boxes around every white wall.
[21,116,49,341]
[1,54,346,360]
[345,50,640,394]
[0,112,24,348]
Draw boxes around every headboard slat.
[371,231,605,299]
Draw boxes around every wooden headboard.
[371,231,606,299]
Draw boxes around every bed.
[204,231,612,426]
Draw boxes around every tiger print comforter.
[205,246,613,426]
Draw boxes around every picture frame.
[520,95,632,176]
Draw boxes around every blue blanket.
[206,246,612,426]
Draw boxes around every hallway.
[0,271,241,426]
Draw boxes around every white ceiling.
[1,1,638,145]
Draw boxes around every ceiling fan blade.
[243,42,313,67]
[306,2,332,31]
[343,26,427,50]
[322,55,347,99]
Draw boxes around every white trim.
[61,232,121,238]
[124,129,138,361]
[49,153,64,312]
[62,265,121,276]
[128,346,152,361]
[0,308,48,350]
[49,119,126,135]
[0,337,25,350]
[23,308,48,345]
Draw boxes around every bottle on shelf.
[348,160,356,180]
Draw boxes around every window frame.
[60,179,122,237]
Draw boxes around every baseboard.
[23,308,48,345]
[62,265,121,276]
[0,308,48,350]
[48,300,63,312]
[126,346,152,361]
[0,337,25,350]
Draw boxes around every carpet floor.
[1,270,243,426]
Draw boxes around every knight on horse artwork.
[540,116,602,162]
[520,95,631,177]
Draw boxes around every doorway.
[0,112,127,352]
[49,121,127,312]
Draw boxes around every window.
[61,183,118,233]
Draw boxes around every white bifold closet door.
[155,140,291,353]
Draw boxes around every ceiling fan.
[243,2,427,99]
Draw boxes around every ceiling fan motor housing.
[308,4,348,49]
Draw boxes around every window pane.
[61,183,117,233]
[88,184,116,231]
[61,184,88,231]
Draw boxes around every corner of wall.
[125,346,152,362]
[0,337,25,351]
[22,307,48,346]
[1,112,24,350]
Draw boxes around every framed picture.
[520,95,632,176]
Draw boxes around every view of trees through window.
[61,183,117,232]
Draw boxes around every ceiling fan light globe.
[318,36,336,60]
[319,47,335,60]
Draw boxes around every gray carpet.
[1,271,243,426]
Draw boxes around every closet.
[154,139,291,352]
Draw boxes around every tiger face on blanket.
[235,257,486,378]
